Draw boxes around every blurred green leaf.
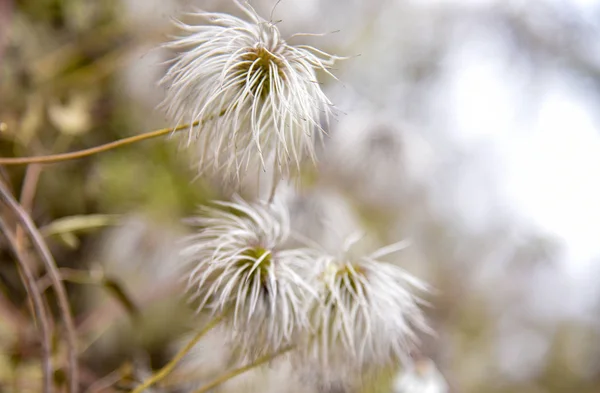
[40,214,120,238]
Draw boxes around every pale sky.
[441,7,600,297]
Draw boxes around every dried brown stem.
[19,164,43,211]
[0,180,79,393]
[0,216,53,393]
[15,164,43,269]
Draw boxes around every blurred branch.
[37,268,139,318]
[33,22,127,85]
[0,216,53,393]
[191,345,295,393]
[15,164,43,269]
[85,366,126,393]
[0,122,199,165]
[0,0,12,64]
[19,164,43,211]
[130,315,224,393]
[39,42,134,95]
[0,180,79,393]
[34,22,168,90]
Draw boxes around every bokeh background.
[1,0,600,392]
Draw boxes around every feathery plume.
[181,196,316,359]
[160,0,340,181]
[305,238,430,374]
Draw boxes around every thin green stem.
[0,122,198,165]
[130,314,224,393]
[191,345,295,393]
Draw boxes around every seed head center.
[237,46,286,97]
[240,246,272,283]
[334,263,368,294]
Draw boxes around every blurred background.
[1,0,600,392]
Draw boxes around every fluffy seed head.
[181,196,316,358]
[160,0,340,182]
[306,240,430,374]
[324,107,434,208]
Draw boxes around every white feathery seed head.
[305,237,431,374]
[160,0,341,182]
[180,196,317,359]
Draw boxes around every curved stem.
[192,345,294,393]
[0,122,198,165]
[130,314,223,393]
[0,181,79,393]
[0,217,53,393]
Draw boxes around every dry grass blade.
[0,180,79,393]
[0,216,53,393]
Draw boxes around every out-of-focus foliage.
[1,0,600,392]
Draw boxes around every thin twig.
[0,216,53,393]
[0,180,79,393]
[15,164,43,271]
[130,315,224,393]
[191,345,294,393]
[19,164,43,211]
[0,122,198,165]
